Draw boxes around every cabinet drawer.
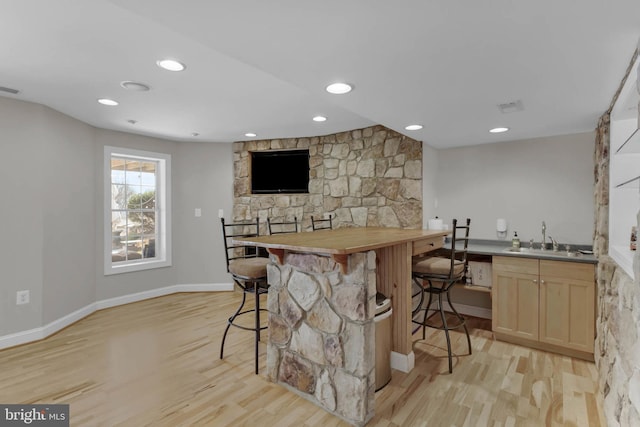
[493,256,538,275]
[540,260,595,282]
[412,236,443,255]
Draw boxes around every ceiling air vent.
[0,86,20,95]
[497,100,524,114]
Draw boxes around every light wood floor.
[0,292,604,426]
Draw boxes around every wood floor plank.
[0,292,605,426]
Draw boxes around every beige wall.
[0,96,234,337]
[421,143,439,229]
[435,132,595,245]
[0,98,48,334]
[173,141,234,285]
[41,106,97,324]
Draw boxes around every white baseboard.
[0,327,45,351]
[390,350,415,373]
[42,302,98,339]
[0,283,233,350]
[176,283,234,292]
[94,283,233,310]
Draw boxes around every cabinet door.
[539,261,595,353]
[492,257,539,340]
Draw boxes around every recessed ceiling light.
[98,98,118,106]
[326,82,353,94]
[156,59,186,72]
[120,81,151,91]
[489,127,510,133]
[245,132,257,137]
[404,124,423,131]
[313,115,327,122]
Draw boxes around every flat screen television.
[251,149,310,194]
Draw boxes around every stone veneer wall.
[593,47,640,427]
[232,125,422,231]
[265,251,376,426]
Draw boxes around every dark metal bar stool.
[267,216,299,235]
[311,214,333,231]
[411,218,472,373]
[220,217,270,374]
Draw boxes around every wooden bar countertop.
[233,227,448,255]
[234,227,448,273]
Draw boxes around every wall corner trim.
[390,350,415,373]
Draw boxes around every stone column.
[232,125,423,231]
[265,250,377,426]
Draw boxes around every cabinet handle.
[540,279,545,285]
[533,279,538,284]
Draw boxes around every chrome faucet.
[549,236,559,251]
[541,221,546,250]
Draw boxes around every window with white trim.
[104,146,171,275]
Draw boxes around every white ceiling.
[1,0,639,148]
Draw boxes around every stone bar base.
[265,251,377,426]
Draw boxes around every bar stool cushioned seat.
[229,258,269,278]
[413,257,465,277]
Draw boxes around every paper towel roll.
[428,218,444,230]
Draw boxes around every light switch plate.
[195,208,201,217]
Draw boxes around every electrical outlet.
[16,290,30,305]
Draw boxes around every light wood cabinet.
[492,257,539,340]
[492,256,596,360]
[538,260,595,353]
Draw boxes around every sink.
[503,247,537,254]
[502,247,583,258]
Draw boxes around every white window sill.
[105,258,172,276]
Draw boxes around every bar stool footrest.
[227,308,269,332]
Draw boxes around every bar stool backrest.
[267,216,299,235]
[220,217,263,273]
[447,218,471,281]
[311,214,333,231]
